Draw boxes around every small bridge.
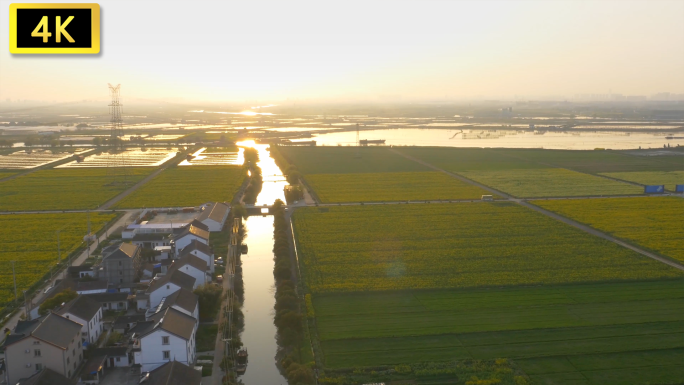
[243,203,298,215]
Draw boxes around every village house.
[145,287,199,324]
[138,270,195,310]
[197,202,230,232]
[173,225,209,254]
[75,280,108,295]
[102,243,142,284]
[166,255,211,289]
[178,240,214,273]
[132,307,197,372]
[3,313,84,384]
[56,295,104,345]
[83,292,129,312]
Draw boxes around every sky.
[1,0,683,103]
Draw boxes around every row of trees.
[242,148,263,204]
[272,200,315,384]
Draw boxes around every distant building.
[198,202,230,232]
[3,313,84,384]
[56,295,104,345]
[102,243,142,284]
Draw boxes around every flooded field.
[178,147,244,166]
[0,148,90,169]
[56,147,178,168]
[289,128,684,150]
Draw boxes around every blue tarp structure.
[154,263,161,268]
[644,185,665,194]
[676,185,684,193]
[106,288,118,293]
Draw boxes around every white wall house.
[198,202,230,232]
[167,256,210,289]
[145,288,199,332]
[173,225,209,254]
[179,240,215,273]
[145,270,196,309]
[135,307,197,372]
[57,295,104,345]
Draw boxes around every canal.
[235,140,289,384]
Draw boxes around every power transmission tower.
[106,83,130,185]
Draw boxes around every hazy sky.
[1,0,683,102]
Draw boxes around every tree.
[194,284,223,321]
[39,289,77,315]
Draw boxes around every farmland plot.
[601,170,684,191]
[57,147,178,168]
[293,204,683,293]
[458,168,641,198]
[0,212,117,309]
[0,148,90,169]
[305,172,490,202]
[0,168,155,211]
[114,165,246,208]
[312,280,684,378]
[278,146,429,174]
[535,197,684,263]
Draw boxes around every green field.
[458,168,641,198]
[114,165,245,208]
[0,168,154,211]
[0,171,18,180]
[535,197,684,263]
[601,170,684,191]
[399,147,544,171]
[293,204,682,293]
[305,171,490,202]
[279,146,429,174]
[312,280,684,383]
[0,212,117,309]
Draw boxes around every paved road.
[1,210,139,331]
[390,148,684,272]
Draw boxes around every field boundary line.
[391,148,684,273]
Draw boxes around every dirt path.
[390,148,684,272]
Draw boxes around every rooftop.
[84,292,130,302]
[168,255,209,273]
[198,202,230,223]
[56,295,101,321]
[179,239,213,257]
[17,368,76,385]
[145,361,201,385]
[149,288,198,316]
[145,307,196,341]
[76,280,109,292]
[7,313,83,350]
[147,270,196,294]
[105,243,140,260]
[176,224,209,241]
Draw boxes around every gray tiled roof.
[176,225,209,241]
[147,270,196,294]
[83,292,129,302]
[56,295,101,321]
[151,288,198,316]
[17,368,76,385]
[105,243,140,259]
[169,255,208,273]
[145,307,196,340]
[198,202,229,223]
[30,313,82,349]
[179,239,213,257]
[146,361,201,385]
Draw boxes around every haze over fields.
[1,0,683,103]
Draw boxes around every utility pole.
[11,261,17,302]
[57,230,61,262]
[23,290,29,319]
